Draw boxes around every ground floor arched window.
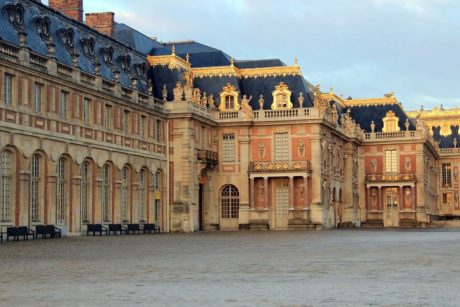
[1,150,12,222]
[221,185,239,219]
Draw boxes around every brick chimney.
[86,12,115,37]
[49,0,83,22]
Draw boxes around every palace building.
[0,0,459,234]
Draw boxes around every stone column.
[289,176,294,209]
[264,177,269,209]
[366,187,371,210]
[399,186,404,210]
[250,177,255,209]
[377,187,382,211]
[303,176,309,209]
[412,186,416,211]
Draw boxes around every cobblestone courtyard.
[1,229,460,306]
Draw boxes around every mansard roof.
[162,41,232,67]
[0,0,149,93]
[343,98,416,133]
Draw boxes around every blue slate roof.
[160,41,232,68]
[235,59,286,69]
[114,22,164,55]
[0,0,149,93]
[432,126,460,148]
[344,103,416,132]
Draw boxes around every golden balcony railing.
[365,173,416,183]
[249,160,311,173]
[197,149,218,166]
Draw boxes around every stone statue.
[370,120,375,133]
[192,88,201,104]
[209,94,215,110]
[162,84,168,101]
[173,82,184,101]
[298,92,305,108]
[258,95,264,110]
[405,119,410,131]
[201,92,208,108]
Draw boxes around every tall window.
[105,105,111,129]
[221,185,239,219]
[140,116,146,138]
[81,161,90,223]
[274,133,289,161]
[31,154,41,222]
[154,171,161,190]
[102,164,111,222]
[385,150,398,173]
[222,134,235,162]
[83,98,90,125]
[154,171,161,223]
[34,83,42,113]
[123,111,129,133]
[60,91,67,119]
[1,151,12,221]
[155,119,162,142]
[138,170,146,222]
[4,74,13,106]
[442,163,452,188]
[120,167,129,222]
[225,95,235,110]
[57,158,67,223]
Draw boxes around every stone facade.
[0,0,459,234]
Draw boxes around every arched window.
[81,161,90,223]
[31,153,41,222]
[138,169,146,222]
[219,83,240,111]
[120,167,130,222]
[57,157,68,224]
[221,185,239,219]
[102,164,111,222]
[1,150,12,221]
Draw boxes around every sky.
[44,0,460,110]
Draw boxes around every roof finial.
[294,57,298,66]
[171,45,176,56]
[185,53,190,63]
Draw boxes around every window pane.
[222,134,235,162]
[274,133,289,161]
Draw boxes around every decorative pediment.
[34,16,51,40]
[219,83,240,111]
[271,82,293,110]
[382,110,400,132]
[3,2,25,30]
[80,37,96,61]
[58,27,75,52]
[118,54,131,74]
[100,46,114,68]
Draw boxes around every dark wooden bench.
[143,223,161,234]
[86,224,107,236]
[127,224,141,234]
[46,225,62,238]
[7,226,35,241]
[108,224,126,235]
[36,225,62,239]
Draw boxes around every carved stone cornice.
[147,55,191,71]
[192,66,237,78]
[190,65,302,79]
[344,96,398,107]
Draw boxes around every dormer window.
[382,110,400,132]
[118,54,131,74]
[271,82,293,110]
[4,2,25,30]
[34,16,51,40]
[219,83,240,111]
[80,37,96,61]
[58,27,75,52]
[134,63,147,80]
[101,46,114,68]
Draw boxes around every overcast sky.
[45,0,460,110]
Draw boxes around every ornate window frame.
[382,110,400,132]
[219,83,239,111]
[271,82,293,110]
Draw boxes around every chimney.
[86,12,115,37]
[49,0,83,22]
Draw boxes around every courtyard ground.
[1,229,460,306]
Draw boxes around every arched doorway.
[220,184,239,230]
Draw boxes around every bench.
[36,225,62,239]
[127,224,141,235]
[108,224,126,235]
[7,226,35,241]
[143,223,161,234]
[86,224,108,236]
